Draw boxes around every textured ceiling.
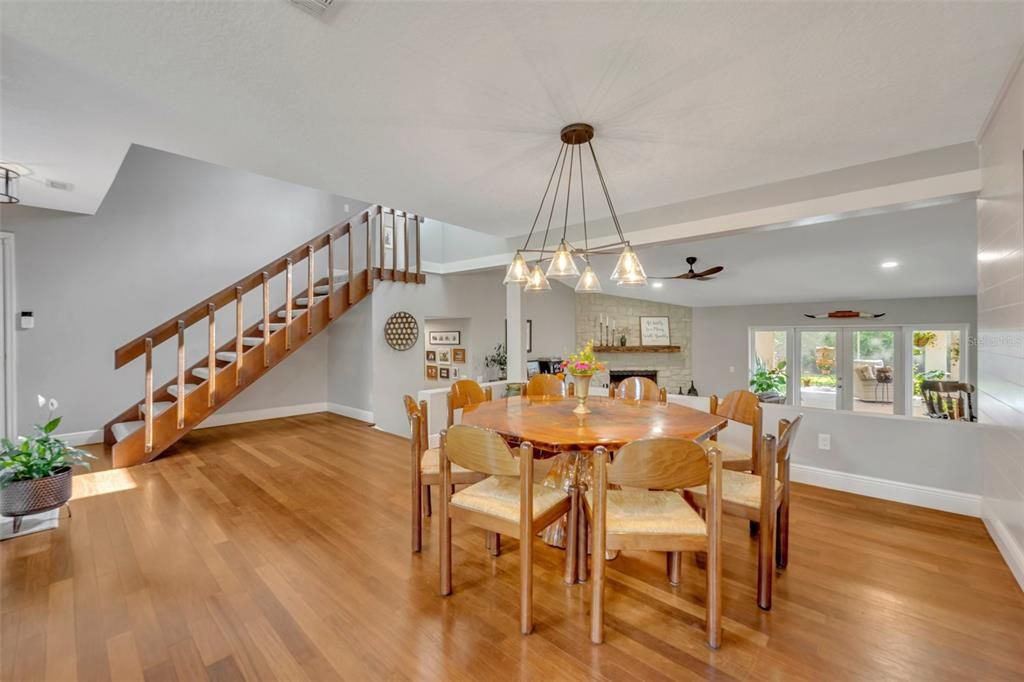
[3,1,1022,233]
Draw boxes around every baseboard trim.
[982,501,1024,592]
[791,463,982,517]
[58,429,104,447]
[326,402,374,424]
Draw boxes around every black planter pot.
[1,466,72,534]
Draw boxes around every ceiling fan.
[651,256,724,281]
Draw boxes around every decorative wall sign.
[439,367,450,380]
[437,349,451,365]
[429,330,461,345]
[425,350,437,363]
[640,316,671,346]
[426,365,438,380]
[452,348,466,363]
[384,311,419,350]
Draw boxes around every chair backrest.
[921,381,976,421]
[613,376,666,403]
[526,374,568,398]
[709,389,760,426]
[447,379,493,426]
[443,424,520,476]
[606,438,711,490]
[775,415,802,464]
[403,394,428,451]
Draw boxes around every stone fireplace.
[609,370,658,390]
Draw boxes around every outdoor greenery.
[801,374,837,388]
[913,368,947,396]
[750,358,787,394]
[0,397,94,488]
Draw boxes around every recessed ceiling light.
[651,281,664,288]
[880,261,900,269]
[978,251,1009,262]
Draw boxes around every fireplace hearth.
[609,370,658,389]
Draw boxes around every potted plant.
[0,396,94,534]
[749,358,787,402]
[913,331,937,349]
[484,343,507,381]
[561,340,606,415]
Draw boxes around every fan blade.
[693,265,724,278]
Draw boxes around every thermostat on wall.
[18,311,34,330]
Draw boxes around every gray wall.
[977,57,1024,588]
[1,145,364,436]
[692,296,977,398]
[524,281,576,360]
[326,297,373,414]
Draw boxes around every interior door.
[798,328,842,410]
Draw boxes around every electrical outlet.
[817,433,831,450]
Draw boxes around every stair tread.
[111,420,144,442]
[216,351,237,362]
[294,296,327,306]
[242,337,263,346]
[192,367,214,379]
[139,401,173,415]
[276,308,307,319]
[258,323,286,332]
[166,384,198,397]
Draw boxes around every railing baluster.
[235,286,244,386]
[307,245,315,334]
[207,304,216,407]
[348,225,355,304]
[176,321,185,429]
[416,216,422,276]
[144,337,153,453]
[404,214,410,280]
[379,209,385,275]
[392,213,398,275]
[262,272,270,367]
[328,233,336,319]
[365,212,373,292]
[285,258,293,350]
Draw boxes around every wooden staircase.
[104,205,426,468]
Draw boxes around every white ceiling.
[3,1,1022,233]
[574,200,978,307]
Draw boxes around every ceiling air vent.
[288,0,334,17]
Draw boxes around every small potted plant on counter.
[561,340,606,415]
[0,396,94,534]
[749,359,787,403]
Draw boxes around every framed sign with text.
[639,316,671,346]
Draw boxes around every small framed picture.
[384,224,394,249]
[451,366,461,378]
[426,365,438,380]
[437,349,451,365]
[439,367,450,380]
[429,331,461,345]
[425,350,437,363]
[452,348,466,363]
[640,316,671,346]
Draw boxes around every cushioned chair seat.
[420,447,475,476]
[686,469,783,510]
[451,476,569,523]
[585,489,707,536]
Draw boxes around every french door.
[798,329,843,410]
[795,326,902,413]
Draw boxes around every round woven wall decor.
[384,311,419,351]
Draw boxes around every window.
[749,324,967,418]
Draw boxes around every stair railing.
[109,205,424,456]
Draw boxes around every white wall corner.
[982,500,1024,592]
[791,463,982,517]
[326,402,375,424]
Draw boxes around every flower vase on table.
[562,341,606,416]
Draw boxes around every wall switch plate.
[817,433,831,450]
[18,311,34,330]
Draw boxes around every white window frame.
[748,322,970,418]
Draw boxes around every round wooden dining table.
[461,395,728,583]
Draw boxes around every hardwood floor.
[3,413,1023,681]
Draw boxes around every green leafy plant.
[0,396,94,488]
[913,369,946,396]
[801,374,837,388]
[561,340,607,377]
[913,331,938,349]
[750,358,787,394]
[484,343,507,377]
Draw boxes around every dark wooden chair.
[921,381,976,421]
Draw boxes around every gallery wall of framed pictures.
[424,321,468,382]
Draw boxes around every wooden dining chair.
[685,415,802,610]
[586,438,723,648]
[610,376,668,403]
[707,390,762,472]
[525,373,573,397]
[404,396,487,552]
[447,378,493,427]
[921,381,977,421]
[439,424,572,635]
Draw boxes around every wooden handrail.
[113,206,378,368]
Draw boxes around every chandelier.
[504,123,646,293]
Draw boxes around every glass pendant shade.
[610,244,647,287]
[574,264,603,293]
[523,264,552,292]
[503,251,530,284]
[546,240,580,278]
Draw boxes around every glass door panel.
[799,329,840,410]
[911,329,962,417]
[850,329,897,415]
[751,329,789,402]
